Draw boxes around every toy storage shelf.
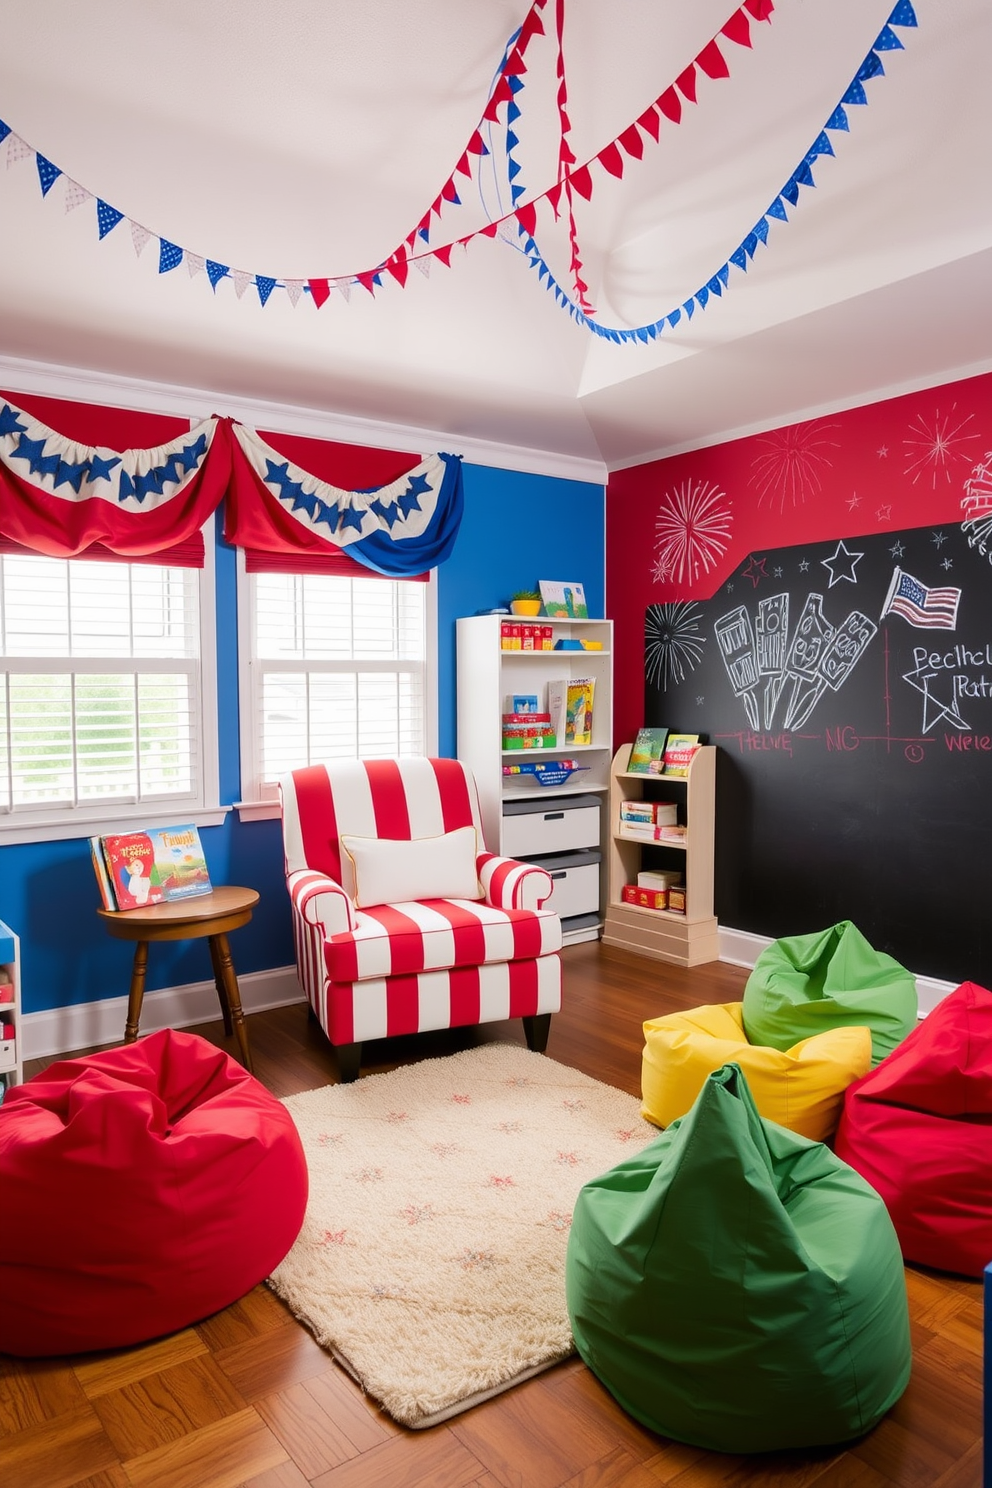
[601,743,718,967]
[0,918,22,1099]
[456,614,613,945]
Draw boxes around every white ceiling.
[0,0,988,478]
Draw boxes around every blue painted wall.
[2,460,605,1019]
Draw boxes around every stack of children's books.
[90,824,212,910]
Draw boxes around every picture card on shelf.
[628,727,669,773]
[662,733,701,777]
[538,580,588,619]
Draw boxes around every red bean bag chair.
[0,1028,308,1356]
[834,981,992,1277]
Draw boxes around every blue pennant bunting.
[96,200,123,239]
[158,239,183,273]
[35,154,61,197]
[205,260,229,289]
[0,119,10,145]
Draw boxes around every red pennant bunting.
[483,76,514,122]
[721,8,752,46]
[519,4,546,45]
[515,202,537,236]
[441,178,460,203]
[431,196,443,218]
[696,39,729,78]
[433,244,453,267]
[676,65,697,103]
[637,105,662,141]
[568,164,593,201]
[479,222,500,238]
[744,0,774,18]
[386,251,408,288]
[467,130,487,156]
[618,124,644,160]
[307,278,331,309]
[657,87,682,123]
[546,181,564,217]
[357,271,378,295]
[597,142,625,179]
[454,152,471,178]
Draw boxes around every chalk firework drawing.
[653,479,732,587]
[749,420,839,514]
[961,451,992,564]
[645,603,706,691]
[903,404,979,489]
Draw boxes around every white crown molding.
[21,965,303,1062]
[0,352,607,486]
[607,356,992,473]
[718,924,955,1018]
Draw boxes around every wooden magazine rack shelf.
[602,743,718,967]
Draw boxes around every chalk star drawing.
[741,555,768,587]
[798,558,810,572]
[902,657,969,733]
[696,696,705,705]
[654,478,732,586]
[932,530,948,548]
[821,539,863,587]
[726,582,735,592]
[749,420,839,513]
[774,566,783,578]
[650,555,672,584]
[846,492,861,510]
[941,557,954,571]
[645,602,706,690]
[903,404,979,488]
[889,540,905,558]
[875,505,892,523]
[877,445,889,458]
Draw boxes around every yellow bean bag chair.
[642,1002,871,1142]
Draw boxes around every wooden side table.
[97,885,259,1072]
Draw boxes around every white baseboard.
[21,966,304,1062]
[718,925,956,1017]
[22,933,960,1063]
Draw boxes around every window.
[238,564,436,813]
[0,535,219,843]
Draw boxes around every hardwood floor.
[2,942,983,1488]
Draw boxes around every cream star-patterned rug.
[269,1042,658,1428]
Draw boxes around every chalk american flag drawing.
[880,567,961,630]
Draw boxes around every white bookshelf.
[456,614,613,943]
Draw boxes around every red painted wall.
[607,371,992,748]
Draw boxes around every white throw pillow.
[340,825,483,908]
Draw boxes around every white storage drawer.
[502,794,601,857]
[529,850,601,919]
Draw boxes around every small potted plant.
[509,589,543,617]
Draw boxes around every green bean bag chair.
[742,920,916,1066]
[566,1064,911,1453]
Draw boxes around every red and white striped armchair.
[279,757,562,1081]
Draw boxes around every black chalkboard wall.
[646,521,992,986]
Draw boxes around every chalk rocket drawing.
[713,607,760,729]
[755,593,789,728]
[714,591,877,730]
